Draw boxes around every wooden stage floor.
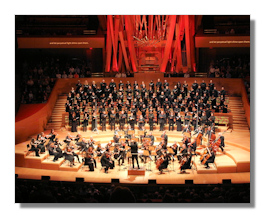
[15,128,250,185]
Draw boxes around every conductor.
[129,140,140,169]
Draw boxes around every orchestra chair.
[128,130,135,135]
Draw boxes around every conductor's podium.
[128,166,146,176]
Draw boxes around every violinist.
[100,152,115,173]
[64,133,74,146]
[159,139,167,150]
[146,132,155,146]
[86,146,97,168]
[88,136,95,149]
[178,143,188,161]
[76,138,88,152]
[170,141,179,156]
[67,141,81,163]
[96,144,104,157]
[47,129,58,142]
[105,141,113,152]
[28,138,40,157]
[64,146,75,167]
[36,132,46,153]
[53,138,64,161]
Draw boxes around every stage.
[15,128,250,185]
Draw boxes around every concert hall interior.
[15,15,250,203]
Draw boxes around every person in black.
[109,79,116,93]
[175,112,182,131]
[168,112,175,131]
[52,138,64,161]
[117,143,126,166]
[157,151,170,174]
[91,112,97,131]
[217,132,225,152]
[71,112,77,132]
[128,113,136,130]
[180,153,192,173]
[156,78,162,91]
[138,115,145,130]
[159,111,166,131]
[83,109,89,132]
[101,111,107,131]
[129,140,140,169]
[201,148,215,169]
[148,111,155,131]
[28,138,40,156]
[100,152,115,173]
[110,110,116,131]
[119,110,126,131]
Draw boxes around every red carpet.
[15,103,46,122]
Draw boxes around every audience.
[15,178,250,203]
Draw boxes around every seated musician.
[113,132,121,144]
[159,139,167,150]
[28,138,40,157]
[76,138,88,152]
[201,147,215,169]
[113,144,120,160]
[88,136,95,149]
[182,125,191,135]
[180,153,192,173]
[157,151,170,174]
[100,152,115,173]
[63,146,75,167]
[83,152,95,171]
[96,144,103,157]
[66,141,81,163]
[189,138,197,155]
[52,138,64,161]
[177,143,188,161]
[64,133,74,146]
[85,146,96,168]
[74,132,82,142]
[47,129,58,142]
[146,132,155,146]
[105,141,113,152]
[155,144,163,162]
[171,141,179,157]
[36,132,46,153]
[217,132,225,153]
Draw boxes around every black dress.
[176,116,182,131]
[71,116,77,132]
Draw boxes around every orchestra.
[27,79,229,174]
